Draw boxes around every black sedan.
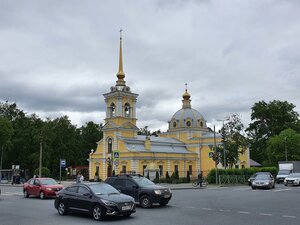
[54,182,136,221]
[251,174,275,189]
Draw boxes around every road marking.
[238,211,250,214]
[273,188,290,192]
[259,213,272,216]
[202,208,212,210]
[282,215,296,218]
[219,209,230,212]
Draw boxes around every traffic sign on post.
[60,159,66,168]
[113,151,120,160]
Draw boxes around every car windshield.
[89,183,120,195]
[40,179,58,185]
[255,175,270,180]
[287,173,300,178]
[133,177,155,187]
[278,170,290,175]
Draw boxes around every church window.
[173,121,177,128]
[200,121,203,127]
[124,103,130,117]
[186,121,191,127]
[110,103,116,117]
[108,138,112,153]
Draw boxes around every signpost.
[60,159,66,183]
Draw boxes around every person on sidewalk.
[197,171,203,187]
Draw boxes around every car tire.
[92,205,105,221]
[251,186,256,190]
[24,190,29,198]
[58,201,67,215]
[39,191,45,199]
[140,195,152,208]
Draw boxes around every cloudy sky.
[0,0,299,132]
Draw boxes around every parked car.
[251,174,275,189]
[54,182,135,221]
[23,178,64,199]
[105,174,172,208]
[248,172,273,186]
[284,173,300,186]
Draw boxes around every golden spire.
[117,29,125,80]
[182,83,191,108]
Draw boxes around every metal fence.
[218,175,248,184]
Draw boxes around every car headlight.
[154,190,162,195]
[102,199,117,206]
[46,188,52,191]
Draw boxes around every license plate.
[164,194,170,198]
[122,205,131,211]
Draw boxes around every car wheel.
[58,201,67,215]
[39,191,45,199]
[251,186,256,190]
[23,190,29,198]
[140,195,152,208]
[92,205,105,221]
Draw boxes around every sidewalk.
[0,180,228,190]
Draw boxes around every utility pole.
[214,125,218,185]
[39,139,43,177]
[284,136,287,162]
[0,146,3,182]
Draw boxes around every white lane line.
[260,213,272,216]
[219,209,230,212]
[238,211,250,214]
[273,189,290,192]
[202,208,212,210]
[282,215,296,218]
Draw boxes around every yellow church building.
[88,35,250,181]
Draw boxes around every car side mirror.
[83,193,92,198]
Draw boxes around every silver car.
[251,174,275,189]
[284,173,300,186]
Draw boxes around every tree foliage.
[0,101,103,178]
[246,100,299,164]
[219,114,248,168]
[266,129,300,165]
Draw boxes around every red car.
[23,178,64,199]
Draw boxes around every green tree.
[0,116,13,147]
[137,126,151,136]
[219,114,248,168]
[266,129,300,165]
[246,100,299,164]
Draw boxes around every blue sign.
[113,151,120,159]
[60,159,66,167]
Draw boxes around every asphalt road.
[0,184,299,225]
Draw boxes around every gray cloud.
[1,0,299,131]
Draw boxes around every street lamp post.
[284,136,287,162]
[39,140,42,177]
[0,146,3,181]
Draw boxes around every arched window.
[186,121,191,127]
[124,103,130,117]
[110,103,115,117]
[108,138,112,153]
[173,121,177,128]
[200,121,203,127]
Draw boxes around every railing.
[218,175,248,184]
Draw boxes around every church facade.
[88,36,250,181]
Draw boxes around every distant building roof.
[120,135,193,154]
[250,159,261,167]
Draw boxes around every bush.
[34,167,51,178]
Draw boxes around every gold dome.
[182,90,191,100]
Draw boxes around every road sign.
[114,160,119,166]
[60,159,66,167]
[113,151,120,160]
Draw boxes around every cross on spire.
[185,83,188,92]
[120,28,123,40]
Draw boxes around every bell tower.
[103,30,139,135]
